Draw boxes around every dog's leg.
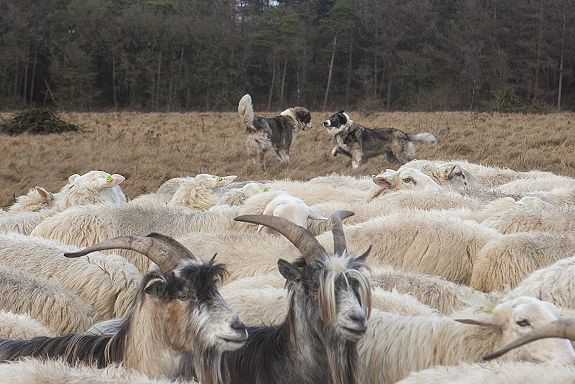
[277,148,290,163]
[332,146,352,159]
[351,148,362,169]
[384,149,401,164]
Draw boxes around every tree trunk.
[533,0,544,101]
[22,41,30,102]
[373,52,378,100]
[345,33,353,109]
[267,60,276,111]
[296,54,301,105]
[279,58,288,107]
[29,47,38,104]
[323,32,338,112]
[112,53,118,110]
[155,51,162,110]
[557,0,566,109]
[386,56,392,111]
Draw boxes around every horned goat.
[0,234,247,382]
[219,211,372,384]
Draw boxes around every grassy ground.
[0,111,574,207]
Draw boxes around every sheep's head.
[235,211,371,343]
[456,296,575,364]
[9,187,55,212]
[368,168,441,200]
[194,174,237,189]
[68,171,127,204]
[64,233,247,354]
[431,163,470,186]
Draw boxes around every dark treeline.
[1,0,574,111]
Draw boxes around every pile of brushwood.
[0,108,82,135]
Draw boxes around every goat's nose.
[231,318,246,331]
[350,313,368,330]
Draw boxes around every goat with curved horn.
[234,214,327,263]
[64,233,197,274]
[484,318,575,361]
[331,210,354,256]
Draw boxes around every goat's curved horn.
[146,232,199,261]
[331,210,354,256]
[483,318,575,361]
[235,214,326,263]
[64,233,195,274]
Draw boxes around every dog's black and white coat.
[323,111,437,169]
[238,94,312,168]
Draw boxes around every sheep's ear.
[68,174,81,183]
[455,312,503,329]
[35,187,52,200]
[372,176,393,188]
[278,259,302,283]
[308,209,328,221]
[144,277,166,298]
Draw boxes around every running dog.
[322,111,437,169]
[238,94,312,169]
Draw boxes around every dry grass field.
[0,111,574,207]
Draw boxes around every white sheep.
[317,211,500,284]
[359,297,575,383]
[402,159,522,187]
[525,187,575,206]
[0,311,55,339]
[217,182,263,206]
[369,265,500,314]
[263,179,368,204]
[396,362,575,384]
[367,168,442,200]
[493,173,575,195]
[470,232,575,292]
[130,173,237,210]
[0,171,126,235]
[307,173,374,192]
[0,234,140,319]
[9,187,54,212]
[505,256,575,310]
[482,200,575,234]
[0,358,182,384]
[0,265,95,334]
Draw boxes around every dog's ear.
[337,110,345,114]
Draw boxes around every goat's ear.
[355,245,372,263]
[454,312,504,329]
[278,259,302,282]
[144,277,166,298]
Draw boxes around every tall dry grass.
[0,111,574,207]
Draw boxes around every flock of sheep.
[0,159,575,383]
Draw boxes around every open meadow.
[1,111,574,207]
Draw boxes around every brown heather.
[0,111,574,207]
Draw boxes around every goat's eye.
[516,319,531,327]
[177,292,192,301]
[402,177,415,184]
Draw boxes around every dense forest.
[1,0,573,111]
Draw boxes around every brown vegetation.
[0,111,574,207]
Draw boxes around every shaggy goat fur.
[0,234,140,319]
[0,266,95,334]
[470,232,575,292]
[396,362,575,384]
[0,312,55,340]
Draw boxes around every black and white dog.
[323,111,437,169]
[238,94,312,168]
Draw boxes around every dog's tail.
[408,132,437,145]
[238,94,255,132]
